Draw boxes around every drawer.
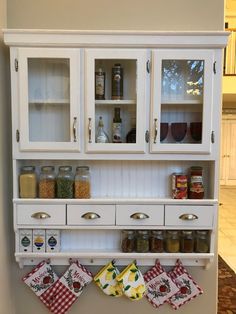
[67,205,115,225]
[165,205,214,227]
[16,204,66,225]
[116,204,164,226]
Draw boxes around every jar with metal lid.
[180,230,194,253]
[149,230,164,253]
[19,166,37,198]
[121,230,135,253]
[74,166,91,199]
[195,230,209,253]
[56,166,74,198]
[165,230,180,253]
[189,166,204,199]
[39,166,56,199]
[136,230,149,253]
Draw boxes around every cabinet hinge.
[211,131,215,143]
[16,129,20,142]
[145,130,150,143]
[146,60,151,73]
[213,61,216,74]
[14,59,19,72]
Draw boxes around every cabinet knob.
[81,212,101,220]
[130,212,149,220]
[179,213,198,221]
[31,212,51,219]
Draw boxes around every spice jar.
[195,230,209,253]
[74,166,91,199]
[56,166,74,198]
[165,230,180,253]
[39,166,56,198]
[189,166,204,199]
[121,230,135,253]
[180,230,194,253]
[19,166,37,198]
[149,230,164,253]
[136,230,149,253]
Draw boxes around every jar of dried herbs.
[149,230,164,253]
[56,166,74,198]
[39,166,56,199]
[121,230,135,253]
[165,230,180,253]
[19,166,37,198]
[195,230,209,253]
[180,230,194,253]
[74,166,91,199]
[136,230,149,253]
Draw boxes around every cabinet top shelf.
[161,99,202,105]
[95,99,136,105]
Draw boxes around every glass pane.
[94,59,137,144]
[28,58,70,142]
[160,59,204,144]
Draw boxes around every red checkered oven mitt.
[144,260,179,308]
[22,260,59,308]
[168,259,203,310]
[41,260,93,314]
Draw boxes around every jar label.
[191,175,203,184]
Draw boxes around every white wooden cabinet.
[3,29,228,269]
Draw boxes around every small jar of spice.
[165,230,180,253]
[195,230,209,253]
[19,166,37,198]
[189,166,204,199]
[39,166,56,199]
[74,166,91,199]
[136,230,149,253]
[149,230,164,253]
[180,230,194,253]
[56,166,74,199]
[121,230,135,253]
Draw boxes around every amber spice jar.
[189,166,204,199]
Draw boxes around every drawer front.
[16,204,66,225]
[67,205,116,225]
[165,205,214,227]
[116,204,164,226]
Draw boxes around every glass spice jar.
[74,166,91,199]
[180,230,194,253]
[39,166,56,199]
[165,230,180,253]
[149,230,164,253]
[19,166,37,198]
[195,230,209,253]
[56,166,74,199]
[121,230,135,253]
[136,230,149,253]
[189,166,204,199]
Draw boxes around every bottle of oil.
[112,63,123,100]
[95,68,105,100]
[112,107,122,143]
[96,116,109,143]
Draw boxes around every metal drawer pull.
[130,212,149,220]
[179,213,198,221]
[82,212,101,220]
[31,212,51,219]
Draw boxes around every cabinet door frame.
[85,48,147,153]
[150,49,214,154]
[18,47,81,152]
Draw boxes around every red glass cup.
[160,123,169,142]
[190,122,202,142]
[171,122,187,142]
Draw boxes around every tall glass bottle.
[95,68,105,100]
[96,116,109,143]
[112,107,122,143]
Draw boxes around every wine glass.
[171,122,187,142]
[190,122,202,142]
[160,123,169,142]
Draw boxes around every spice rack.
[3,29,228,269]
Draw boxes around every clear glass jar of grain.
[74,166,91,199]
[19,166,37,198]
[56,166,74,199]
[39,166,56,198]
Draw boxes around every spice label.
[33,229,45,252]
[19,229,32,252]
[46,230,60,252]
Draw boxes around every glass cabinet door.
[85,49,147,153]
[150,50,214,154]
[18,48,80,151]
